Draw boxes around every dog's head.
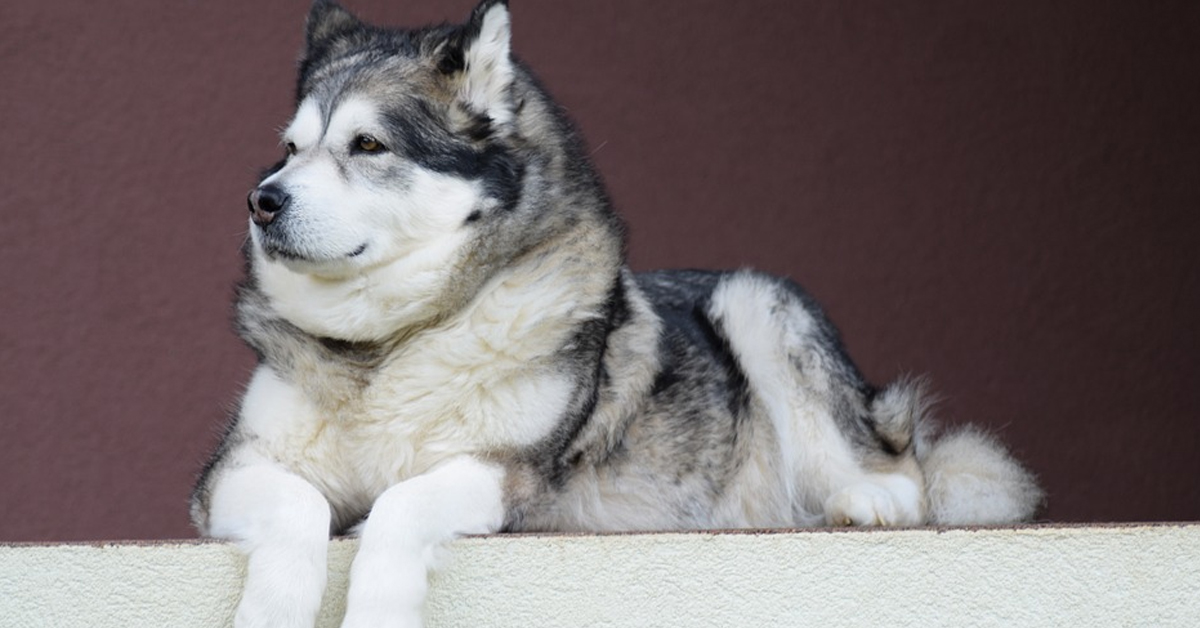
[241,0,560,341]
[248,0,522,280]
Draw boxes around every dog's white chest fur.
[237,273,583,522]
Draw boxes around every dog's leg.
[823,385,928,526]
[706,273,928,527]
[340,456,506,628]
[207,463,332,628]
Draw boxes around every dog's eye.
[354,135,385,154]
[285,141,297,156]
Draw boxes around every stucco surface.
[3,525,1197,627]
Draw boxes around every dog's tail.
[871,378,1044,525]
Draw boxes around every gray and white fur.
[192,2,1043,627]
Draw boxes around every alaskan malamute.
[192,1,1042,626]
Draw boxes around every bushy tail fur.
[918,425,1043,524]
[873,378,1044,525]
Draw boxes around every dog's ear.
[298,0,366,101]
[305,0,364,52]
[438,0,516,126]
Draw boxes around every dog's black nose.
[248,185,290,226]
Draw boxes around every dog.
[191,1,1043,626]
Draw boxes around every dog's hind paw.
[823,474,923,527]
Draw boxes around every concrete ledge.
[2,524,1198,627]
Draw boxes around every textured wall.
[3,527,1199,627]
[0,0,1197,541]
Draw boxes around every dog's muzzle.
[248,184,290,227]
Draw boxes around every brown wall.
[1,0,1197,541]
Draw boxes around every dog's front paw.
[824,475,923,526]
[340,607,423,628]
[235,573,325,628]
[340,559,428,628]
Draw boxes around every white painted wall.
[2,525,1198,627]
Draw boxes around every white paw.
[234,562,326,628]
[340,607,422,628]
[824,475,923,526]
[340,558,428,628]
